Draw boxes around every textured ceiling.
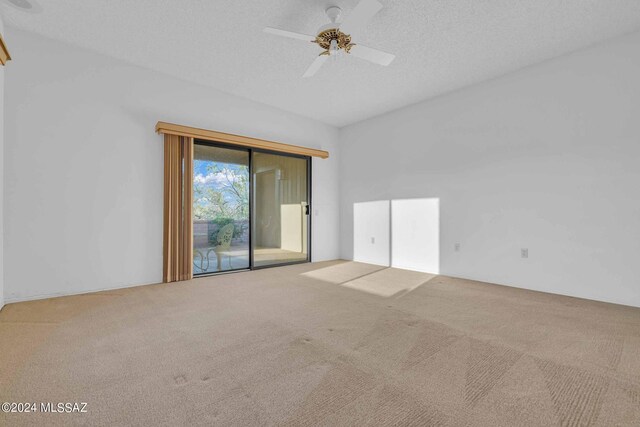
[3,0,640,127]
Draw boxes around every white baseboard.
[437,271,640,309]
[3,281,162,305]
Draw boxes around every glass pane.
[253,152,309,267]
[193,144,250,274]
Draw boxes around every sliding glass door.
[253,152,309,267]
[193,144,250,274]
[193,142,310,275]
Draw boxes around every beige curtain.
[163,135,193,282]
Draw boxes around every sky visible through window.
[193,160,249,221]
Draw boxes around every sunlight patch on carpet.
[341,268,436,297]
[301,261,386,284]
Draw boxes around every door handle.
[305,205,310,215]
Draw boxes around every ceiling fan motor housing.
[313,28,354,55]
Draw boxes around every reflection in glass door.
[193,143,250,274]
[252,152,310,267]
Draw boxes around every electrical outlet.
[454,243,460,252]
[371,237,375,244]
[521,248,529,259]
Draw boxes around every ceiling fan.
[264,0,395,77]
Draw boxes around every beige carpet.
[1,260,640,426]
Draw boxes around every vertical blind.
[163,135,193,282]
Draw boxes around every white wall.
[0,15,5,310]
[4,29,339,302]
[353,200,390,266]
[340,31,640,307]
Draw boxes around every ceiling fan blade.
[303,55,328,78]
[349,44,395,66]
[339,0,383,37]
[264,27,316,42]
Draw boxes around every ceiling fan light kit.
[264,0,395,77]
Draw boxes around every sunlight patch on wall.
[353,198,440,274]
[353,200,390,266]
[392,198,440,274]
